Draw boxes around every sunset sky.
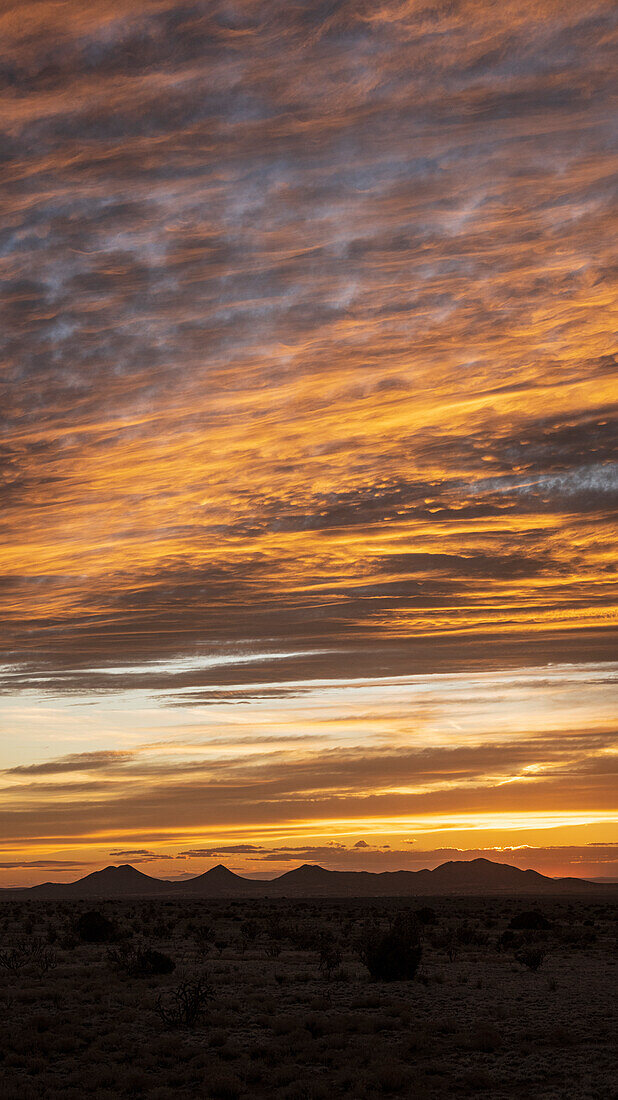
[1,0,617,886]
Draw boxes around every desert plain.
[0,892,616,1100]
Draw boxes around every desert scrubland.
[0,895,616,1100]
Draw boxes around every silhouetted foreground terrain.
[4,857,616,898]
[0,893,616,1099]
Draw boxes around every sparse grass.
[0,896,616,1098]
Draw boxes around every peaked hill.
[176,863,266,895]
[26,864,172,898]
[3,857,614,898]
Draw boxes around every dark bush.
[357,912,422,982]
[30,938,58,977]
[456,921,487,946]
[558,926,597,948]
[431,928,458,960]
[194,922,214,958]
[76,910,116,943]
[108,942,175,976]
[509,910,551,931]
[318,940,343,977]
[155,976,212,1027]
[58,932,78,951]
[0,937,35,974]
[0,936,57,975]
[240,919,259,951]
[139,948,175,975]
[415,906,437,925]
[516,946,546,971]
[499,929,516,950]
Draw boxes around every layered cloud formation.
[1,0,616,882]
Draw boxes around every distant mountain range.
[3,858,615,898]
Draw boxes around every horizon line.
[3,855,612,892]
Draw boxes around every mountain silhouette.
[275,863,338,886]
[26,864,172,898]
[3,857,614,898]
[264,858,602,897]
[176,863,265,895]
[417,858,548,888]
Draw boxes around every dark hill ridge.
[179,864,266,895]
[262,858,604,897]
[26,864,171,898]
[2,857,615,898]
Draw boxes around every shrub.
[31,938,58,977]
[433,929,458,961]
[509,910,551,931]
[558,926,597,948]
[155,976,212,1027]
[76,910,116,943]
[58,932,78,951]
[499,929,516,950]
[194,923,214,959]
[0,937,32,973]
[357,912,422,982]
[136,947,175,975]
[516,946,545,971]
[318,937,342,977]
[456,921,487,946]
[108,942,175,976]
[415,906,437,926]
[0,936,57,976]
[239,919,259,952]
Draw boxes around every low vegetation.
[0,895,615,1098]
[356,911,422,981]
[155,975,212,1027]
[107,942,176,977]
